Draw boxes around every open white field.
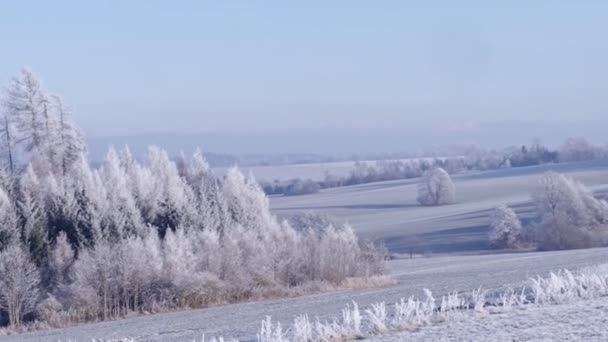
[6,247,608,342]
[376,295,608,342]
[271,160,608,254]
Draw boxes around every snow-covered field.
[6,161,608,341]
[271,160,608,254]
[375,296,608,342]
[6,247,608,342]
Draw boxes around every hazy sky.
[1,1,607,152]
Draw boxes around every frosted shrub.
[257,316,288,342]
[439,291,465,316]
[341,301,362,337]
[392,289,436,330]
[498,288,518,311]
[529,267,608,305]
[293,315,313,342]
[420,289,436,319]
[469,287,487,314]
[394,297,419,330]
[365,302,388,334]
[297,302,363,341]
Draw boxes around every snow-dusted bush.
[292,302,363,341]
[292,315,313,342]
[417,167,455,206]
[489,205,522,249]
[533,172,608,250]
[439,291,465,315]
[529,266,608,305]
[257,316,288,342]
[366,302,388,334]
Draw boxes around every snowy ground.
[375,296,608,342]
[6,247,608,342]
[271,160,608,254]
[6,161,608,341]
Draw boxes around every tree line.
[0,69,386,331]
[261,137,608,196]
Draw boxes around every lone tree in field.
[489,205,522,249]
[417,167,455,206]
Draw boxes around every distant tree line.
[263,137,608,196]
[0,69,387,331]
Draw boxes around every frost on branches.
[0,69,387,329]
[533,172,608,250]
[416,167,455,206]
[489,205,522,249]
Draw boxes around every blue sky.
[1,1,607,151]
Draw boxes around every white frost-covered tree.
[223,168,273,230]
[559,137,597,162]
[100,147,143,239]
[50,95,86,175]
[489,205,522,249]
[179,149,228,232]
[0,113,16,174]
[0,187,19,250]
[533,172,608,250]
[2,68,49,153]
[416,167,455,206]
[0,245,40,328]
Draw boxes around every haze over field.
[2,1,608,157]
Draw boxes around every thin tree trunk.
[3,116,14,175]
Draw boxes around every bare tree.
[0,114,15,174]
[416,167,455,206]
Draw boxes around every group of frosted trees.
[0,69,385,329]
[411,166,608,251]
[489,172,608,250]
